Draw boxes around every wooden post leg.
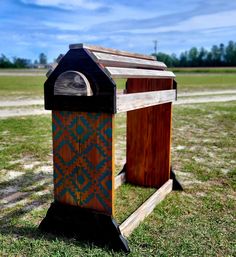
[52,111,114,215]
[39,111,130,253]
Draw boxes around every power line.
[153,40,158,55]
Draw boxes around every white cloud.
[42,4,160,32]
[124,10,236,34]
[56,34,100,42]
[21,0,104,10]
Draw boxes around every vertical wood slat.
[52,111,115,216]
[126,78,173,188]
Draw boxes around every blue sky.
[1,0,236,62]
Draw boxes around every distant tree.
[13,57,31,68]
[0,54,13,68]
[171,53,179,67]
[188,47,199,66]
[225,41,236,66]
[39,53,47,65]
[219,43,225,64]
[211,45,221,66]
[206,52,213,66]
[197,47,208,67]
[179,52,188,67]
[154,52,174,67]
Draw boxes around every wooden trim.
[105,67,175,79]
[116,90,176,113]
[91,52,166,70]
[69,43,156,61]
[115,172,126,189]
[119,179,173,237]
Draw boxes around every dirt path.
[0,71,46,76]
[178,89,236,97]
[0,108,50,118]
[0,90,235,118]
[0,99,43,107]
[175,95,236,105]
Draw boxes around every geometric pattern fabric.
[52,111,114,215]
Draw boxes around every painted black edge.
[173,80,177,100]
[44,48,117,113]
[118,163,127,175]
[39,202,130,253]
[170,166,183,191]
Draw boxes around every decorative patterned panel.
[52,111,114,215]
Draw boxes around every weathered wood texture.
[115,172,126,189]
[105,67,175,79]
[120,179,173,237]
[70,43,156,60]
[91,52,166,69]
[52,111,114,215]
[116,89,176,113]
[54,71,93,96]
[126,78,173,188]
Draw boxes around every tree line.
[0,53,47,68]
[152,41,236,67]
[1,41,236,68]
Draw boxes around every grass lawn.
[0,76,45,99]
[0,68,235,100]
[175,73,236,92]
[0,101,235,256]
[171,67,236,73]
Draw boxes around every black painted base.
[170,167,183,191]
[39,202,130,253]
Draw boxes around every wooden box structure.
[39,44,179,252]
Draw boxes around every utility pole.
[153,40,158,55]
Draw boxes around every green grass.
[171,67,236,73]
[0,76,45,99]
[175,73,236,92]
[0,68,235,100]
[0,101,235,256]
[0,116,51,171]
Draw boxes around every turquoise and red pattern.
[52,111,114,215]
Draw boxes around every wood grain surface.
[69,43,156,60]
[91,51,166,69]
[126,78,173,188]
[116,89,176,113]
[52,111,115,215]
[106,67,175,79]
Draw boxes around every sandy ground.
[178,89,236,97]
[175,94,236,105]
[0,89,235,107]
[0,90,235,118]
[0,108,50,118]
[0,70,46,76]
[0,99,44,107]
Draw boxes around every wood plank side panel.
[126,78,173,188]
[69,43,156,60]
[116,90,176,113]
[52,111,114,215]
[106,67,175,79]
[91,52,167,70]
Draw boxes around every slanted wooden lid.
[69,43,175,79]
[69,43,156,61]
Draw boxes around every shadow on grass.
[0,171,109,253]
[0,171,52,236]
